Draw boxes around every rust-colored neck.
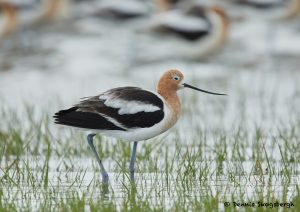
[212,7,230,45]
[157,83,181,122]
[156,69,185,129]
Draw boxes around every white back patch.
[100,95,160,115]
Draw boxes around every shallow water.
[1,156,300,210]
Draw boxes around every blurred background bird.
[0,2,18,38]
[225,0,300,21]
[87,0,151,21]
[0,0,71,37]
[152,4,229,57]
[129,1,230,65]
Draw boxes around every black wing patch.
[157,15,211,41]
[54,87,165,130]
[91,8,147,20]
[54,107,126,131]
[236,0,285,9]
[161,26,210,41]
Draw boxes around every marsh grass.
[0,87,300,211]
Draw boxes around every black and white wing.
[90,1,149,20]
[236,0,286,9]
[155,10,211,41]
[54,87,165,131]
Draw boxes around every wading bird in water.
[54,69,226,183]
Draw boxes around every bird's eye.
[173,76,180,81]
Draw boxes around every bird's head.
[157,69,227,96]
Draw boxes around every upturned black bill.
[183,83,227,96]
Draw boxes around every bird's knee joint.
[87,134,95,144]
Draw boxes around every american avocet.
[234,0,286,9]
[0,0,70,38]
[0,2,18,38]
[154,5,229,41]
[88,0,150,21]
[230,0,300,20]
[54,69,226,183]
[151,5,229,59]
[0,0,71,30]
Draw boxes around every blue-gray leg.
[87,134,109,184]
[129,141,138,182]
